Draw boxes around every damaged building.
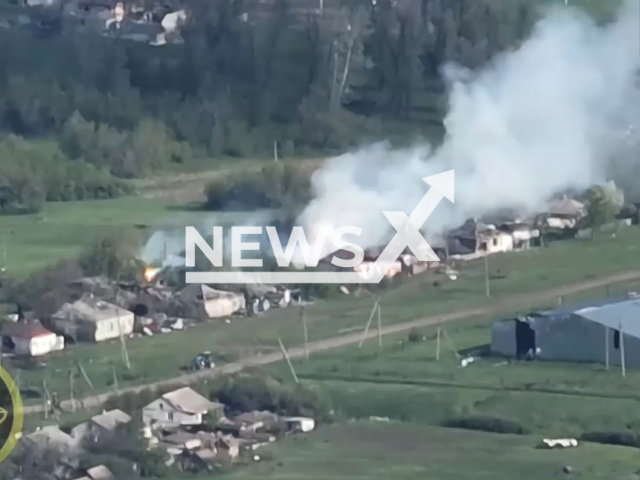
[178,284,245,319]
[447,219,539,257]
[51,296,135,343]
[491,296,640,367]
[542,197,586,230]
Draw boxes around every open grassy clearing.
[264,305,640,436]
[0,197,252,276]
[10,227,640,410]
[219,421,638,480]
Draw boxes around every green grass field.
[10,225,640,410]
[220,422,639,480]
[0,197,250,275]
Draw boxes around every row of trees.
[0,0,564,214]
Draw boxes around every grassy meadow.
[10,224,640,409]
[220,422,639,480]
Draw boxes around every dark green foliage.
[407,327,422,343]
[580,431,640,448]
[79,229,143,280]
[442,415,531,435]
[0,0,547,198]
[210,374,332,421]
[204,162,312,211]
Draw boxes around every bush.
[407,328,422,343]
[442,415,530,435]
[210,374,332,422]
[580,431,640,448]
[204,162,312,211]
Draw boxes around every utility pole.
[301,307,309,360]
[436,327,441,361]
[377,297,382,347]
[273,140,279,163]
[484,255,491,299]
[112,365,119,393]
[605,325,610,371]
[359,298,380,348]
[620,322,626,378]
[69,370,75,412]
[116,300,131,370]
[278,337,299,384]
[78,363,94,390]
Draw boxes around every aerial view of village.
[0,0,640,479]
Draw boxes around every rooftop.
[53,296,133,323]
[162,387,224,414]
[2,320,54,339]
[90,409,131,431]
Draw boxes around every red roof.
[2,320,54,339]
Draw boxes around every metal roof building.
[491,295,640,368]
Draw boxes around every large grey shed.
[491,296,640,368]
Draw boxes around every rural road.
[22,269,640,415]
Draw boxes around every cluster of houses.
[17,386,315,478]
[1,276,296,358]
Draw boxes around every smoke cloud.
[299,1,640,252]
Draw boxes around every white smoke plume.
[299,1,640,253]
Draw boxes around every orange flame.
[143,267,160,283]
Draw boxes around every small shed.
[491,297,640,367]
[2,320,64,357]
[179,284,245,319]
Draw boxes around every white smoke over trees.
[298,0,640,251]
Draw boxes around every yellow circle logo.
[0,367,23,464]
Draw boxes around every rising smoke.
[299,1,640,252]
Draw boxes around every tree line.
[0,0,612,214]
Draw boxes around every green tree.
[79,229,143,280]
[584,184,621,240]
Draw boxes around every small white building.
[143,387,225,429]
[2,320,64,357]
[284,416,315,433]
[180,284,245,319]
[52,296,134,343]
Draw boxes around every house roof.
[90,409,131,431]
[575,298,640,339]
[547,198,585,217]
[234,410,279,425]
[161,387,223,414]
[86,465,115,480]
[2,320,54,339]
[53,296,132,323]
[180,284,240,302]
[516,295,640,339]
[26,425,75,448]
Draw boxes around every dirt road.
[22,269,640,415]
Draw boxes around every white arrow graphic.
[186,170,454,284]
[357,169,455,283]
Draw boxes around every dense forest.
[0,0,610,213]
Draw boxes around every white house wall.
[94,314,135,342]
[12,334,63,357]
[203,296,245,319]
[142,399,203,428]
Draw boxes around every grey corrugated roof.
[576,298,640,339]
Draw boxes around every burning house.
[542,197,586,230]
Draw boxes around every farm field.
[219,422,639,480]
[11,225,640,411]
[266,308,640,436]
